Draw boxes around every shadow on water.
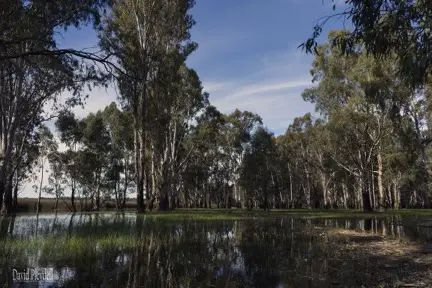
[0,213,431,287]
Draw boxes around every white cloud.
[72,84,118,118]
[202,81,227,92]
[231,79,311,98]
[200,48,317,135]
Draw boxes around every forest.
[2,1,432,287]
[1,0,432,216]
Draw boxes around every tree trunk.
[0,157,14,216]
[321,173,328,208]
[54,195,59,211]
[134,100,144,213]
[71,181,76,212]
[377,152,384,209]
[37,161,44,214]
[342,181,348,209]
[392,181,400,209]
[159,182,169,211]
[288,164,293,209]
[224,183,229,209]
[0,178,3,211]
[1,178,13,216]
[95,175,101,211]
[12,168,18,211]
[12,182,18,211]
[114,178,119,210]
[137,84,148,213]
[304,165,311,209]
[361,174,372,212]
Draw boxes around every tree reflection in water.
[0,213,431,287]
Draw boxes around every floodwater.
[0,213,431,287]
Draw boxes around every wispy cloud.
[231,79,311,98]
[202,81,227,92]
[200,47,316,136]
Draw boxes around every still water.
[0,213,431,287]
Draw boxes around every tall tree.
[33,125,57,214]
[55,110,83,212]
[100,0,197,212]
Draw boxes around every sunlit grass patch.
[139,208,432,221]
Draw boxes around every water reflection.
[0,213,431,287]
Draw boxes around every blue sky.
[55,0,348,136]
[23,0,348,197]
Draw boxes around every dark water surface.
[0,213,431,287]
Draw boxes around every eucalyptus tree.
[218,110,262,208]
[303,0,432,88]
[55,110,83,212]
[240,126,278,211]
[301,32,401,210]
[146,62,208,210]
[33,125,58,214]
[102,102,134,209]
[80,111,111,210]
[181,105,225,208]
[45,151,68,211]
[100,0,197,212]
[0,0,111,216]
[0,51,85,215]
[0,0,109,61]
[10,131,40,210]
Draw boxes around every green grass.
[8,208,432,220]
[138,208,432,220]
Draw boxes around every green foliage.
[302,0,432,88]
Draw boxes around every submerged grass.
[0,233,140,263]
[1,208,431,261]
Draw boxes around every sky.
[54,0,349,135]
[23,0,349,198]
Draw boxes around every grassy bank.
[141,208,432,221]
[8,203,432,220]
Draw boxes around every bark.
[320,173,328,208]
[361,174,372,211]
[370,167,375,209]
[134,108,144,213]
[1,178,13,215]
[94,173,101,210]
[71,180,76,212]
[54,195,59,211]
[392,180,400,209]
[288,164,293,208]
[150,144,156,211]
[341,181,348,209]
[12,181,18,210]
[0,151,14,216]
[303,165,311,209]
[145,169,150,209]
[12,169,18,210]
[224,182,229,209]
[0,179,3,211]
[114,178,119,210]
[36,161,44,214]
[159,182,169,211]
[377,151,384,209]
[121,156,129,210]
